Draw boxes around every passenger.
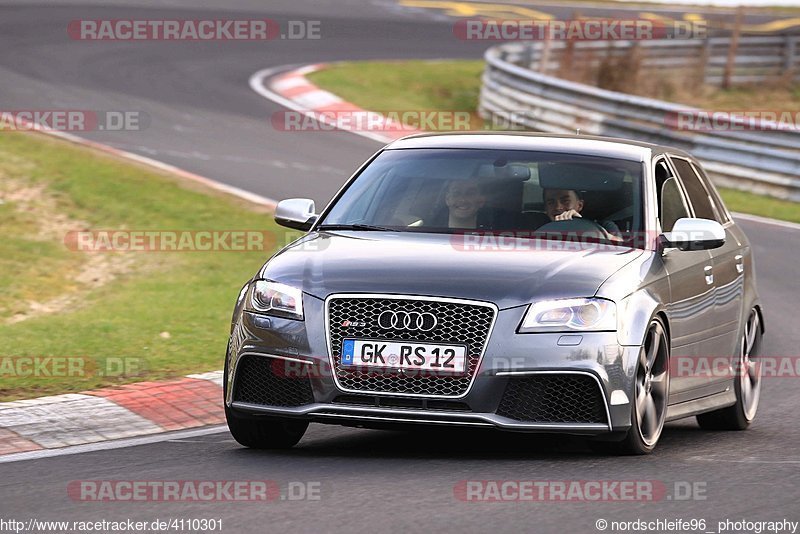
[444,180,486,228]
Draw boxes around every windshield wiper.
[316,223,396,232]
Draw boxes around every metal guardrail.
[504,35,800,86]
[479,42,800,201]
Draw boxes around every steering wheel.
[534,218,613,240]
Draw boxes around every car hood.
[261,231,645,309]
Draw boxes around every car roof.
[385,132,692,162]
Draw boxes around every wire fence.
[508,35,800,87]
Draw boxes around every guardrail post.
[520,43,532,70]
[538,35,552,73]
[561,10,580,78]
[785,34,797,79]
[560,38,576,79]
[698,37,711,86]
[723,6,745,89]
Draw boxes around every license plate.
[341,339,467,373]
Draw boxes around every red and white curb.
[0,371,225,456]
[249,64,422,145]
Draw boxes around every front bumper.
[231,398,611,434]
[226,295,639,435]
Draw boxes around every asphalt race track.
[1,1,799,531]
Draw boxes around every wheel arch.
[616,289,670,348]
[754,304,766,334]
[654,310,671,349]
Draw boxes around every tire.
[225,406,308,449]
[696,308,762,431]
[593,317,670,455]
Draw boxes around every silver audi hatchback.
[224,133,764,454]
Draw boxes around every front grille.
[496,374,607,424]
[233,355,314,407]
[327,296,495,397]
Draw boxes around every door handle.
[704,265,714,285]
[735,254,744,274]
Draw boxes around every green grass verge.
[686,85,800,115]
[718,187,800,224]
[308,59,800,223]
[0,133,283,401]
[309,60,486,127]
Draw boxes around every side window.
[669,156,719,222]
[332,168,391,223]
[690,161,731,224]
[654,158,690,232]
[380,175,443,225]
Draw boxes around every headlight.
[249,280,304,319]
[518,298,615,332]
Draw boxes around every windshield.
[320,148,644,247]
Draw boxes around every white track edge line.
[31,125,278,210]
[731,211,800,230]
[0,426,229,464]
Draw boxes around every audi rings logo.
[377,310,438,332]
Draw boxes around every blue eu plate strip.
[342,339,355,365]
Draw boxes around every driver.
[543,188,622,238]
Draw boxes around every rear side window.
[669,156,720,222]
[690,161,731,224]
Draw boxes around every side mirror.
[661,218,725,251]
[275,198,317,231]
